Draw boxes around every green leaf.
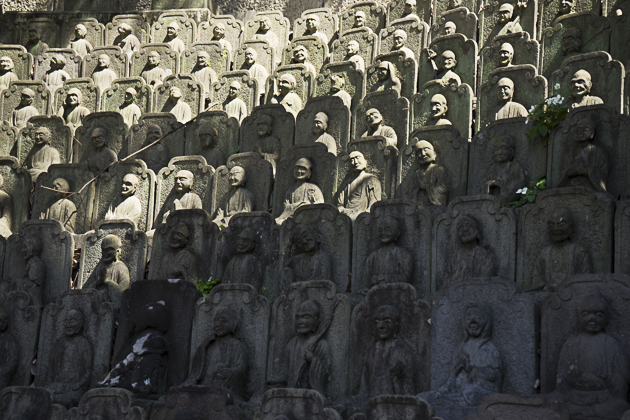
[526,195,535,202]
[538,125,548,137]
[527,126,538,139]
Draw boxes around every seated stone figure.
[223,227,263,291]
[419,303,503,419]
[83,235,130,307]
[0,308,19,390]
[327,74,352,109]
[435,50,462,87]
[155,222,198,282]
[48,309,93,408]
[429,94,451,126]
[211,23,233,58]
[284,300,331,395]
[312,112,337,155]
[68,24,93,57]
[161,170,203,222]
[488,78,527,124]
[567,70,604,109]
[0,56,18,90]
[271,74,303,117]
[0,174,13,238]
[83,127,118,174]
[496,4,522,36]
[43,178,77,233]
[499,43,514,67]
[105,174,142,226]
[197,125,225,169]
[24,126,61,182]
[11,236,45,308]
[291,45,317,75]
[24,25,49,56]
[390,29,415,60]
[222,81,247,123]
[483,135,526,203]
[562,27,581,56]
[185,307,248,399]
[213,166,255,227]
[370,61,402,97]
[118,88,141,127]
[141,51,167,87]
[550,294,630,419]
[92,54,117,93]
[361,108,397,147]
[254,17,280,57]
[11,88,39,129]
[364,217,413,286]
[57,88,91,130]
[557,118,608,193]
[530,207,591,292]
[337,151,382,220]
[344,40,365,73]
[43,54,70,94]
[241,47,268,102]
[412,139,449,208]
[165,87,192,124]
[256,114,281,175]
[303,14,328,45]
[114,23,141,58]
[276,158,324,224]
[138,124,170,173]
[191,51,217,103]
[444,216,496,287]
[164,21,186,55]
[279,226,332,292]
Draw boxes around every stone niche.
[184,110,239,168]
[478,32,540,85]
[292,7,338,44]
[479,0,538,48]
[331,28,378,69]
[295,96,351,156]
[101,78,152,120]
[198,15,243,53]
[0,45,33,81]
[258,388,343,420]
[54,79,100,117]
[540,3,602,51]
[339,1,386,36]
[0,157,31,236]
[314,62,367,112]
[34,49,82,88]
[366,52,418,102]
[150,12,197,52]
[153,75,203,121]
[65,388,147,420]
[105,15,151,46]
[432,6,478,41]
[244,11,291,64]
[282,36,329,72]
[353,90,409,150]
[17,116,72,169]
[418,33,478,93]
[81,47,127,81]
[73,112,127,166]
[60,18,103,51]
[0,81,52,129]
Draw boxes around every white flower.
[516,187,528,194]
[554,83,561,90]
[545,97,553,105]
[529,105,535,112]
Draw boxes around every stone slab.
[73,111,127,165]
[295,96,351,155]
[60,18,104,50]
[331,28,378,69]
[101,77,152,121]
[479,0,537,48]
[412,80,473,139]
[418,33,478,93]
[478,32,540,86]
[0,157,32,235]
[315,62,366,112]
[1,82,52,129]
[184,110,238,167]
[105,15,151,46]
[339,1,386,36]
[151,12,197,52]
[0,45,34,82]
[432,7,478,42]
[366,52,418,101]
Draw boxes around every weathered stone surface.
[432,7,478,41]
[151,12,197,53]
[295,96,351,155]
[18,116,72,174]
[315,62,366,111]
[184,110,238,167]
[339,2,386,36]
[349,395,433,420]
[434,0,477,22]
[615,201,630,276]
[293,8,338,46]
[0,123,17,158]
[5,219,74,306]
[258,388,343,419]
[73,112,126,167]
[353,200,432,293]
[60,18,103,53]
[105,15,151,46]
[101,77,152,124]
[366,52,417,101]
[150,385,244,420]
[479,0,538,48]
[418,33,478,92]
[517,187,614,291]
[81,47,127,85]
[153,75,203,121]
[388,0,433,24]
[466,394,571,420]
[610,2,630,70]
[353,90,409,150]
[211,71,257,119]
[266,64,314,113]
[0,387,57,420]
[0,17,16,45]
[34,49,82,95]
[0,157,31,237]
[0,45,34,81]
[267,280,351,399]
[331,28,378,69]
[379,17,429,60]
[244,12,291,65]
[199,15,244,54]
[65,388,147,420]
[478,32,540,85]
[131,44,179,87]
[54,79,100,126]
[540,0,601,35]
[0,82,52,130]
[181,42,230,77]
[19,18,60,49]
[412,81,473,139]
[282,36,328,73]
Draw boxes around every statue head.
[449,0,463,8]
[415,139,437,166]
[64,309,85,337]
[430,94,448,120]
[444,21,457,35]
[346,40,360,56]
[373,305,401,340]
[330,74,345,92]
[496,77,515,102]
[493,135,515,163]
[214,306,239,337]
[146,124,163,142]
[278,74,297,95]
[377,216,401,244]
[463,303,493,340]
[305,14,320,31]
[118,23,133,35]
[441,50,457,71]
[174,170,194,193]
[293,225,320,253]
[97,53,110,69]
[570,69,593,100]
[404,0,417,13]
[166,21,180,38]
[124,87,137,104]
[499,43,514,66]
[295,300,320,335]
[228,80,241,99]
[292,45,308,63]
[257,114,274,136]
[577,294,610,334]
[259,17,272,32]
[244,47,257,65]
[34,126,52,146]
[66,88,82,106]
[169,221,191,249]
[198,125,218,148]
[456,215,480,245]
[366,108,384,128]
[147,51,161,67]
[21,235,42,260]
[0,56,14,72]
[498,3,514,23]
[547,207,574,243]
[0,307,9,332]
[559,0,575,14]
[101,234,122,263]
[353,11,366,28]
[169,87,183,103]
[376,61,394,82]
[313,112,329,135]
[28,25,42,42]
[562,27,581,54]
[574,117,596,143]
[74,24,88,39]
[52,177,70,199]
[212,23,226,39]
[349,150,367,173]
[236,227,257,254]
[392,29,408,50]
[50,54,67,70]
[91,127,108,149]
[196,51,209,68]
[19,88,35,107]
[228,165,246,188]
[121,174,140,198]
[294,158,313,181]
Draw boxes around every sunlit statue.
[336,151,382,219]
[390,29,415,60]
[11,88,39,129]
[429,94,451,126]
[313,112,337,155]
[271,73,303,117]
[443,21,457,36]
[0,175,11,239]
[241,47,268,103]
[222,81,247,123]
[487,77,527,124]
[114,23,141,58]
[141,51,167,87]
[401,0,418,19]
[191,51,217,103]
[291,45,317,75]
[435,50,462,87]
[83,234,130,307]
[361,108,397,147]
[213,166,255,226]
[496,4,522,36]
[498,43,514,67]
[370,61,401,97]
[364,217,413,286]
[118,87,142,127]
[43,178,77,233]
[43,54,70,94]
[91,54,117,92]
[353,11,367,29]
[164,21,186,54]
[57,88,90,130]
[211,23,233,59]
[303,14,328,45]
[161,170,203,222]
[276,158,324,224]
[566,70,604,108]
[0,56,18,90]
[279,226,332,292]
[328,74,352,109]
[344,40,364,72]
[254,17,280,63]
[104,174,142,226]
[164,87,192,124]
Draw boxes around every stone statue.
[279,226,332,292]
[57,88,91,130]
[91,54,117,93]
[43,178,77,233]
[191,51,217,103]
[43,54,70,94]
[211,23,233,58]
[567,70,604,108]
[370,61,402,97]
[255,114,281,174]
[185,307,248,399]
[557,118,608,192]
[276,158,324,224]
[0,56,18,90]
[0,175,11,239]
[24,126,61,181]
[344,40,365,72]
[155,222,198,282]
[337,151,382,219]
[271,73,303,117]
[361,108,397,147]
[12,235,45,307]
[429,94,452,126]
[402,0,419,19]
[118,87,141,127]
[444,21,457,36]
[551,294,630,419]
[364,217,413,286]
[164,21,186,55]
[68,24,93,57]
[496,4,523,36]
[222,81,247,123]
[11,88,39,129]
[141,51,167,87]
[104,173,142,226]
[291,45,317,75]
[83,234,130,307]
[559,0,576,15]
[161,170,203,222]
[498,43,514,67]
[313,112,337,155]
[84,127,118,174]
[488,78,528,124]
[113,23,141,58]
[444,216,496,287]
[530,207,592,291]
[24,25,49,56]
[138,124,169,173]
[213,165,255,226]
[448,0,463,9]
[412,139,449,207]
[304,14,328,45]
[391,29,415,60]
[241,47,269,102]
[328,74,352,109]
[435,50,462,87]
[164,87,192,124]
[353,11,367,29]
[562,27,581,56]
[223,227,263,291]
[197,125,225,169]
[483,135,526,203]
[0,307,19,390]
[254,17,279,57]
[48,309,93,408]
[284,300,331,395]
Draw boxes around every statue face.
[346,42,359,56]
[444,22,456,35]
[169,227,189,248]
[493,142,513,163]
[464,306,488,338]
[570,75,590,98]
[278,78,292,94]
[52,179,68,198]
[0,311,8,332]
[91,128,107,149]
[257,122,271,136]
[562,33,580,54]
[442,54,456,70]
[74,26,85,38]
[67,93,80,106]
[148,54,160,66]
[366,109,382,127]
[167,26,177,37]
[147,126,162,142]
[199,129,216,148]
[578,297,608,333]
[101,244,120,263]
[548,213,572,242]
[498,9,512,23]
[259,19,271,31]
[228,85,239,98]
[245,50,256,65]
[64,311,83,337]
[28,28,39,42]
[497,83,513,102]
[293,48,306,63]
[34,129,50,145]
[295,306,318,335]
[20,93,33,106]
[228,167,245,187]
[213,25,225,39]
[294,163,311,181]
[305,16,318,30]
[457,219,479,244]
[349,153,367,172]
[121,176,138,197]
[214,311,232,337]
[236,230,256,253]
[97,55,109,68]
[197,54,208,67]
[393,34,405,49]
[574,121,595,142]
[404,0,415,12]
[373,310,398,340]
[559,0,574,13]
[354,14,365,27]
[499,47,513,66]
[0,58,12,71]
[378,219,398,244]
[175,173,193,192]
[376,65,389,81]
[20,240,33,260]
[415,142,436,165]
[313,118,326,135]
[295,229,318,253]
[431,98,447,119]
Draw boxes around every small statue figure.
[566,70,604,108]
[364,217,413,286]
[83,127,117,174]
[271,73,303,117]
[191,51,217,103]
[496,4,523,36]
[498,43,514,67]
[57,88,90,130]
[291,45,317,75]
[155,221,198,282]
[562,28,581,56]
[304,14,328,45]
[530,207,592,291]
[435,50,462,87]
[336,151,382,219]
[223,227,263,291]
[444,216,496,288]
[313,112,337,155]
[24,25,49,56]
[91,54,117,93]
[222,81,247,123]
[104,173,142,226]
[0,174,11,239]
[443,21,457,36]
[429,94,452,126]
[255,114,281,174]
[213,166,255,226]
[141,51,167,87]
[12,235,46,307]
[276,158,324,224]
[164,87,192,124]
[0,307,19,390]
[24,127,61,182]
[353,11,367,29]
[164,21,186,55]
[211,23,233,59]
[483,135,526,203]
[43,178,77,233]
[391,29,415,60]
[0,56,18,90]
[161,170,203,222]
[344,40,365,72]
[43,54,70,94]
[138,124,170,173]
[114,23,141,58]
[118,87,141,127]
[559,0,575,15]
[11,88,39,129]
[488,77,527,124]
[83,234,130,307]
[328,74,353,109]
[255,17,280,63]
[197,125,225,169]
[361,108,397,147]
[279,226,332,292]
[411,139,449,208]
[402,0,419,19]
[68,24,93,57]
[370,61,402,97]
[241,47,268,103]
